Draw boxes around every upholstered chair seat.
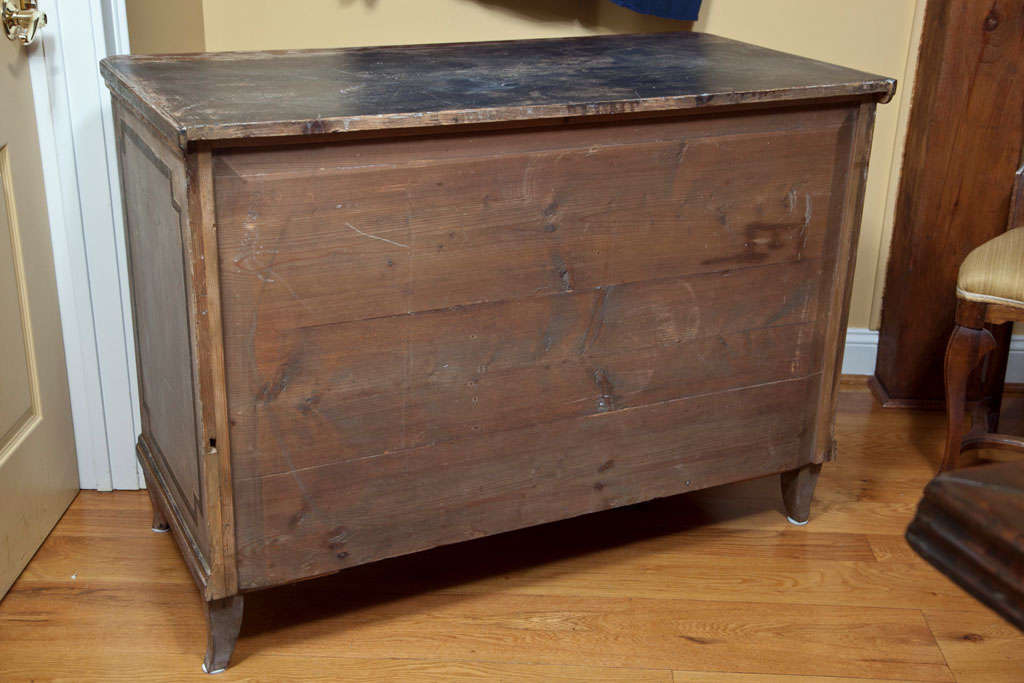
[957,226,1024,308]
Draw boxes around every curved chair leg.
[203,595,244,674]
[781,463,822,525]
[941,324,997,472]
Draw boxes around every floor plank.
[924,609,1024,683]
[0,650,673,682]
[1,381,1022,681]
[673,673,917,683]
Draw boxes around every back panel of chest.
[212,105,855,589]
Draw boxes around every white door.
[0,5,79,598]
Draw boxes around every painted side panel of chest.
[117,110,210,560]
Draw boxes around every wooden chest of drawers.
[101,32,893,672]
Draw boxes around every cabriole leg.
[780,463,822,525]
[940,323,997,472]
[203,595,244,674]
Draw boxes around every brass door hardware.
[3,1,46,46]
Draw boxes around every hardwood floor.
[2,380,1022,681]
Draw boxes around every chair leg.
[941,324,996,472]
[981,322,1012,433]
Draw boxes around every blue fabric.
[609,0,702,21]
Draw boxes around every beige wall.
[125,0,205,54]
[127,0,925,329]
[199,1,689,52]
[695,1,926,330]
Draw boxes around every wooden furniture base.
[103,33,892,671]
[780,462,823,525]
[941,306,1023,471]
[203,596,244,674]
[868,375,946,411]
[907,461,1024,631]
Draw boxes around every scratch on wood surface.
[344,221,409,249]
[579,286,613,354]
[521,157,538,200]
[267,269,315,314]
[257,353,301,404]
[550,253,575,292]
[592,368,617,412]
[271,422,321,523]
[678,281,701,344]
[795,191,812,260]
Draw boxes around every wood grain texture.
[99,32,894,148]
[812,101,876,462]
[185,144,238,598]
[907,462,1024,630]
[237,376,818,588]
[236,265,822,478]
[924,609,1024,682]
[213,106,850,336]
[874,0,1024,403]
[7,384,1024,681]
[209,103,863,591]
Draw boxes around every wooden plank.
[17,533,194,587]
[98,32,894,146]
[186,143,238,598]
[234,592,950,681]
[235,376,818,589]
[673,674,917,683]
[0,582,950,681]
[232,258,825,480]
[923,609,1024,682]
[0,650,674,683]
[812,101,877,462]
[874,0,1024,403]
[213,107,851,334]
[368,551,981,613]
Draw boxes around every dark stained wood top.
[101,32,895,149]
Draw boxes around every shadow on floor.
[239,473,782,648]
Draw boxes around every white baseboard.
[842,328,1024,383]
[841,329,881,376]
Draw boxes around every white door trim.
[28,0,141,490]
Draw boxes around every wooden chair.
[941,167,1024,472]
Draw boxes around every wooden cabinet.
[101,32,893,672]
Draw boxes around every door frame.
[27,0,140,490]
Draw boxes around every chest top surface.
[101,31,894,148]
